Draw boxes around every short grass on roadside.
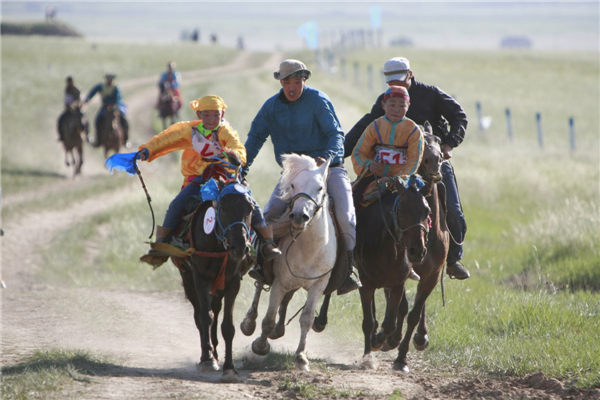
[1,349,115,400]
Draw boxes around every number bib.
[375,145,407,165]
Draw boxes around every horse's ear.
[423,121,433,135]
[224,149,242,167]
[392,176,407,194]
[319,157,331,179]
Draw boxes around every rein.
[284,188,335,281]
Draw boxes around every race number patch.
[203,207,216,234]
[192,132,222,157]
[376,147,407,165]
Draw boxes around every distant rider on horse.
[157,61,182,109]
[138,95,281,268]
[57,76,88,142]
[84,73,130,148]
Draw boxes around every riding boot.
[140,226,173,268]
[337,250,362,295]
[248,225,281,285]
[446,260,470,280]
[408,267,420,281]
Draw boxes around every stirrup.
[248,267,268,286]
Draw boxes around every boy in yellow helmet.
[138,95,281,266]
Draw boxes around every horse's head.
[418,122,443,182]
[279,154,329,231]
[214,179,254,261]
[392,175,431,263]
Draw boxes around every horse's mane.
[271,154,325,239]
[278,154,319,202]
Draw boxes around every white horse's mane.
[272,154,326,239]
[278,154,319,201]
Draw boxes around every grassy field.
[2,36,599,390]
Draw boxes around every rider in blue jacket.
[242,59,361,295]
[84,73,130,148]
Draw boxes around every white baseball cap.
[383,57,411,83]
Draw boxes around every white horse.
[247,154,337,371]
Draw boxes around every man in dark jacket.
[344,57,470,280]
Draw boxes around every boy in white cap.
[345,57,470,280]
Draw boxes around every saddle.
[358,177,395,212]
[260,204,347,296]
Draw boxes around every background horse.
[58,104,87,177]
[173,178,254,383]
[242,154,337,371]
[378,122,450,373]
[355,176,430,369]
[158,82,180,130]
[99,105,124,159]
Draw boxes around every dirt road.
[1,54,588,400]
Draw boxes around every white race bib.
[203,207,216,234]
[192,132,222,157]
[377,147,407,165]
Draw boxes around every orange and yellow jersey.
[352,116,423,179]
[139,120,246,187]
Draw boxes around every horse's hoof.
[220,369,243,383]
[392,362,410,373]
[381,338,400,352]
[312,317,326,333]
[251,339,270,356]
[268,326,284,340]
[294,354,310,372]
[413,333,429,351]
[197,359,220,373]
[360,354,378,370]
[240,318,256,336]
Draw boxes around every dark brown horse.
[158,83,180,130]
[354,176,431,369]
[58,104,87,177]
[99,105,124,159]
[173,178,254,382]
[378,122,450,372]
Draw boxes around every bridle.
[392,195,431,249]
[212,191,252,253]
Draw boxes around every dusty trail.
[1,52,587,400]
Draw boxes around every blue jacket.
[86,83,123,107]
[243,87,345,174]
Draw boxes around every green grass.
[3,36,600,390]
[1,349,114,400]
[277,373,364,399]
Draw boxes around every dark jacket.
[344,77,468,158]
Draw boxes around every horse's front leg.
[293,281,327,371]
[220,274,242,383]
[359,283,377,369]
[413,304,429,351]
[191,268,219,372]
[373,286,404,352]
[251,282,286,356]
[240,283,263,336]
[312,293,330,333]
[269,288,298,340]
[394,287,431,373]
[382,287,408,352]
[210,294,223,363]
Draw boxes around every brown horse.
[378,122,450,372]
[58,104,87,177]
[158,83,180,130]
[99,105,124,159]
[354,176,431,369]
[172,178,254,382]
